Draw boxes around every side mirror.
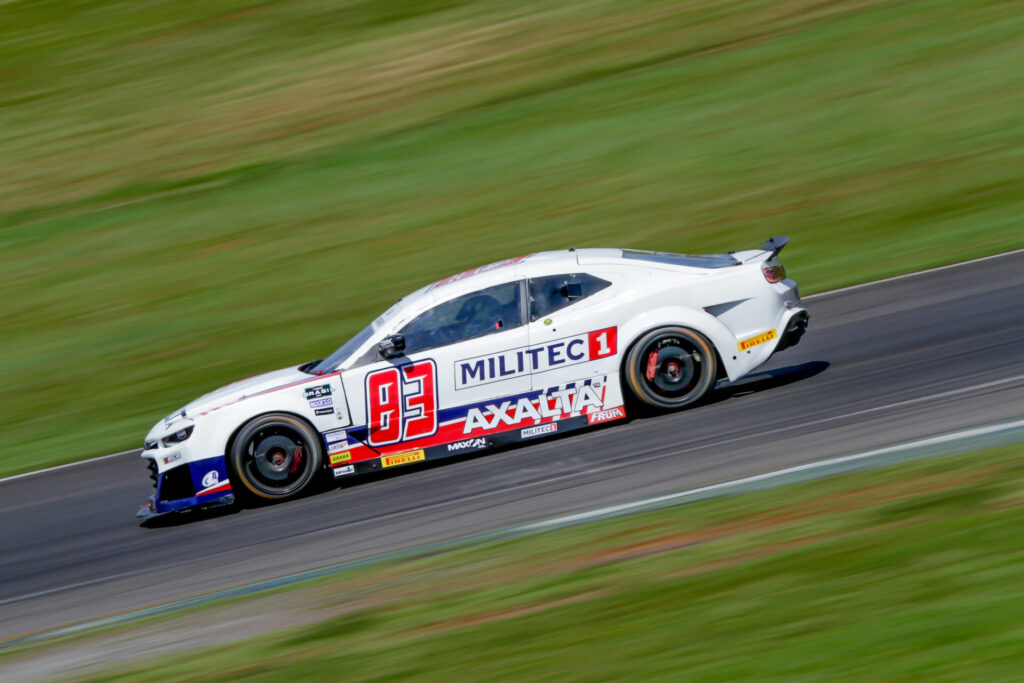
[379,334,406,359]
[560,282,583,300]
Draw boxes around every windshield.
[308,298,408,374]
[308,324,375,374]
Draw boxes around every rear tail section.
[735,236,808,354]
[712,236,808,358]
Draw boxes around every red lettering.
[402,361,438,440]
[365,361,438,446]
[366,368,402,445]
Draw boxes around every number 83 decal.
[365,360,438,446]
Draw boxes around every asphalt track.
[3,251,1024,641]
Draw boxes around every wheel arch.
[223,409,326,472]
[616,306,741,382]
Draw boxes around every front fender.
[162,372,351,471]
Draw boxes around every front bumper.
[138,453,234,519]
[137,492,235,520]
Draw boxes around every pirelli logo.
[329,451,352,465]
[738,329,777,351]
[381,449,426,468]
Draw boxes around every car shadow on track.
[707,360,830,405]
[142,360,829,527]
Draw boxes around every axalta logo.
[448,438,487,452]
[463,384,603,434]
[587,406,626,425]
[521,423,557,438]
[201,470,219,488]
[455,328,616,389]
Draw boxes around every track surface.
[3,253,1024,640]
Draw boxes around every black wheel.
[229,413,323,500]
[624,327,717,409]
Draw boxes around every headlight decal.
[161,425,194,447]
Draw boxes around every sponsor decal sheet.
[322,327,624,470]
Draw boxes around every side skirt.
[330,406,627,479]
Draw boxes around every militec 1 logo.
[455,327,616,389]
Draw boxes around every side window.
[399,282,523,354]
[528,273,611,321]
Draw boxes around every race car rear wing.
[733,236,790,263]
[758,235,789,260]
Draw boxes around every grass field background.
[4,444,1020,680]
[2,0,1023,475]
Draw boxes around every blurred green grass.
[1,0,1023,475]
[44,444,1024,680]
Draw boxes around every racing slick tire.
[624,326,717,409]
[228,413,324,500]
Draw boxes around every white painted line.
[6,414,1024,649]
[803,247,1024,300]
[518,417,1024,531]
[727,373,1024,439]
[289,373,1024,541]
[0,569,142,609]
[3,246,1022,485]
[0,449,141,485]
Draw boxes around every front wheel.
[229,413,323,500]
[624,327,717,409]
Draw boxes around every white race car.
[139,237,808,519]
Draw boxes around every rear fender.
[617,306,746,382]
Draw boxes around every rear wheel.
[624,327,717,409]
[229,413,323,500]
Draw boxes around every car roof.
[427,249,621,291]
[381,246,738,326]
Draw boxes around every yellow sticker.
[329,451,352,465]
[738,329,777,351]
[381,449,426,468]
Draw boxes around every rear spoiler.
[735,236,789,263]
[759,235,789,260]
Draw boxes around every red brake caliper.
[645,350,658,381]
[290,446,304,474]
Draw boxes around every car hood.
[183,365,309,416]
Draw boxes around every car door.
[525,272,620,420]
[347,280,532,455]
